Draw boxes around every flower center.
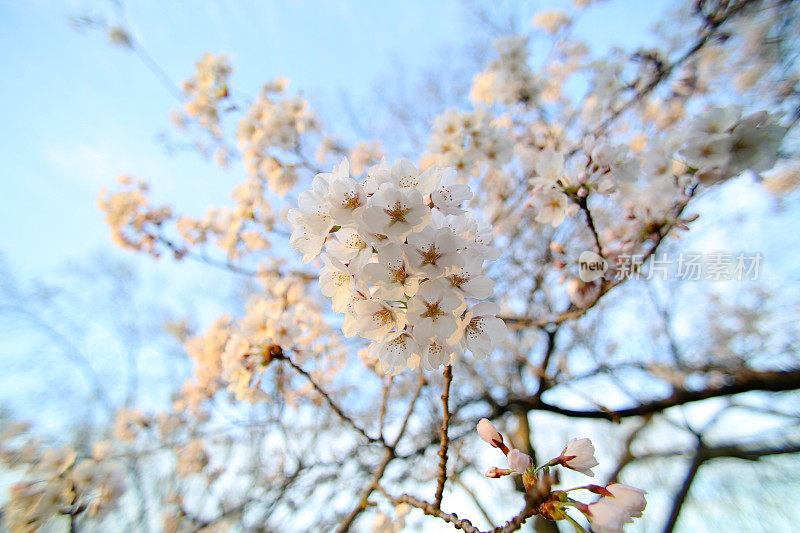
[421,300,445,320]
[341,191,361,210]
[373,307,394,327]
[417,244,443,266]
[447,273,468,288]
[389,264,409,284]
[384,201,410,225]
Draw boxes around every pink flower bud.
[477,418,504,449]
[485,467,512,478]
[507,449,532,474]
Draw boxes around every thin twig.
[335,371,426,532]
[577,195,602,254]
[282,356,381,445]
[455,476,496,529]
[378,375,394,439]
[392,368,426,447]
[377,488,541,533]
[434,364,453,509]
[334,449,394,533]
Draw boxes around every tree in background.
[2,0,800,531]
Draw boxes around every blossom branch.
[593,0,756,138]
[504,190,697,331]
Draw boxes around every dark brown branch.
[536,328,560,398]
[576,195,602,254]
[434,364,453,509]
[379,490,482,533]
[700,442,800,461]
[500,368,800,421]
[663,443,704,533]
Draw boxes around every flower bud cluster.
[477,419,646,532]
[289,158,507,374]
[527,139,640,227]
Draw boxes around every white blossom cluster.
[681,106,787,184]
[177,176,276,259]
[527,139,642,227]
[179,278,344,406]
[532,10,572,35]
[1,426,126,532]
[478,419,646,533]
[176,52,232,140]
[288,158,508,374]
[237,78,319,196]
[525,105,787,229]
[99,172,279,262]
[426,109,514,178]
[470,35,538,105]
[98,175,173,256]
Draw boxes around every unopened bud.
[587,484,614,497]
[522,471,536,492]
[539,501,568,521]
[485,467,513,478]
[477,418,507,452]
[507,449,533,474]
